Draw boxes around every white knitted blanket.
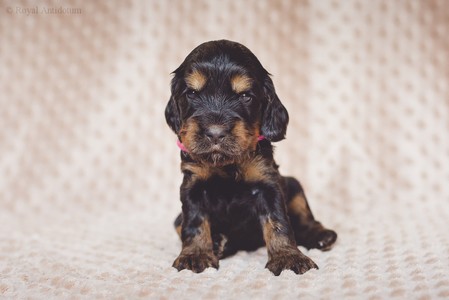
[1,1,448,299]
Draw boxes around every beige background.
[1,0,449,299]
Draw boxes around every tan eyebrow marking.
[185,70,207,91]
[231,74,253,94]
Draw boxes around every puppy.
[165,40,337,275]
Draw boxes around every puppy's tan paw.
[266,250,318,276]
[173,251,219,273]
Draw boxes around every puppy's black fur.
[165,40,337,275]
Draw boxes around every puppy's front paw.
[173,251,219,273]
[266,250,318,276]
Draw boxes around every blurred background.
[1,0,448,298]
[1,0,447,220]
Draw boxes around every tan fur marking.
[182,219,213,253]
[251,124,261,150]
[175,224,182,238]
[232,121,252,150]
[173,219,218,272]
[185,70,207,91]
[215,234,228,259]
[241,156,272,182]
[181,163,211,181]
[179,120,199,151]
[181,162,228,182]
[288,194,310,217]
[231,121,260,156]
[262,217,291,257]
[231,74,253,94]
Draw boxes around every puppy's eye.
[186,90,197,98]
[240,93,252,103]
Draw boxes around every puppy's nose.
[205,125,227,144]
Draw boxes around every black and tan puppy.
[165,40,337,276]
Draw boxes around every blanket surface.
[1,0,449,299]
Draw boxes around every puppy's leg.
[284,176,337,251]
[172,191,218,273]
[211,233,238,259]
[174,214,234,259]
[174,213,182,238]
[257,187,318,275]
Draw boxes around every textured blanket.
[1,0,449,299]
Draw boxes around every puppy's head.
[165,40,289,166]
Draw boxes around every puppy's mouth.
[190,139,242,166]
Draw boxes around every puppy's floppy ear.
[260,75,289,142]
[165,95,180,133]
[165,71,183,133]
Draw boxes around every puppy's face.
[165,40,289,166]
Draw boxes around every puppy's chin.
[199,152,235,167]
[190,144,247,167]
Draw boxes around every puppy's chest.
[181,156,277,186]
[201,175,263,226]
[182,157,279,212]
